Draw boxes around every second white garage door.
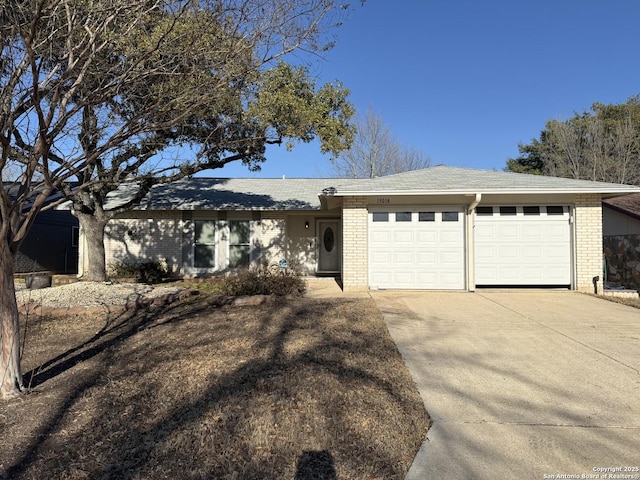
[368,207,465,289]
[474,205,572,286]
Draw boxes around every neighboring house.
[602,193,640,291]
[4,183,79,275]
[15,209,79,274]
[78,166,640,292]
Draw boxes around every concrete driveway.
[370,290,640,480]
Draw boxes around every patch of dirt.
[1,293,429,480]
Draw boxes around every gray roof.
[120,178,348,211]
[110,166,640,211]
[329,166,640,196]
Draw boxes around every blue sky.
[216,0,640,178]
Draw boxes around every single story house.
[602,193,640,290]
[79,166,640,292]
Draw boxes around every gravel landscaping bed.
[15,281,186,309]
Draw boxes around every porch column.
[342,196,368,291]
[574,193,603,293]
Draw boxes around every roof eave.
[333,187,640,197]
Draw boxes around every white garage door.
[369,207,465,289]
[474,205,572,286]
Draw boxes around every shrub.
[108,258,170,284]
[218,264,306,297]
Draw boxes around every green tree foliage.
[506,96,640,185]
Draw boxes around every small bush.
[108,259,170,284]
[218,264,306,297]
[108,261,139,279]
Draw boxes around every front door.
[317,220,340,273]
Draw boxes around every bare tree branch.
[330,107,430,178]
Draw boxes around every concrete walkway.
[370,290,640,479]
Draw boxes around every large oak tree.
[1,0,357,398]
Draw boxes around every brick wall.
[574,194,603,292]
[102,211,183,275]
[342,196,368,290]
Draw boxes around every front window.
[194,220,216,268]
[229,220,251,268]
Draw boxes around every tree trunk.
[76,210,110,282]
[0,243,24,399]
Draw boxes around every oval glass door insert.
[323,226,335,252]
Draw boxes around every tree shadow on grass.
[3,295,427,480]
[21,293,192,389]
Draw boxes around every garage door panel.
[393,271,414,286]
[441,251,464,265]
[393,251,414,265]
[544,266,571,283]
[416,230,438,244]
[523,224,544,239]
[370,251,392,266]
[439,229,463,243]
[522,247,545,261]
[496,267,520,282]
[500,245,520,260]
[475,245,497,260]
[416,251,438,267]
[545,224,570,239]
[476,225,496,239]
[476,267,499,282]
[371,230,392,244]
[497,225,520,238]
[370,272,392,286]
[441,272,465,288]
[393,230,414,243]
[544,244,571,261]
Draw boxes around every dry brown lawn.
[597,294,640,309]
[0,292,429,479]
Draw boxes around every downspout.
[468,193,482,213]
[466,194,482,292]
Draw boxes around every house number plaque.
[376,198,391,204]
